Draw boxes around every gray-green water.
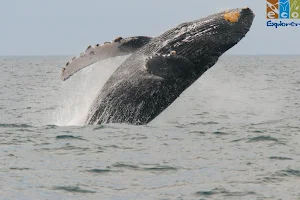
[1,55,300,200]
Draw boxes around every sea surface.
[0,55,300,200]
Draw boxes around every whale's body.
[61,8,255,125]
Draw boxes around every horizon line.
[0,54,299,57]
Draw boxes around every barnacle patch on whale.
[224,11,240,23]
[114,36,123,43]
[86,45,92,51]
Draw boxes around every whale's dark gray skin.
[62,8,254,125]
[85,8,255,125]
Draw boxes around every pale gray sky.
[0,0,299,55]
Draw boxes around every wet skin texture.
[86,8,255,125]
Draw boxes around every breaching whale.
[61,8,255,125]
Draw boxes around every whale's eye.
[170,51,177,55]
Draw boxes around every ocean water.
[0,55,300,200]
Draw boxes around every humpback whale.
[61,8,255,125]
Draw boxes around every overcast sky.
[0,0,299,55]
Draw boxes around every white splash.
[53,55,130,126]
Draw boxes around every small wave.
[277,125,300,130]
[15,128,36,133]
[195,112,209,116]
[52,186,96,193]
[104,145,133,150]
[142,166,178,171]
[86,169,119,174]
[269,156,293,160]
[204,121,219,125]
[38,145,90,152]
[33,142,51,147]
[10,167,31,171]
[111,163,139,169]
[251,130,265,133]
[189,131,206,134]
[261,169,300,183]
[58,146,90,151]
[111,162,178,172]
[127,136,148,140]
[195,190,217,196]
[230,138,245,143]
[43,125,58,129]
[0,123,33,128]
[188,121,219,126]
[212,131,228,135]
[247,136,280,143]
[250,119,283,126]
[55,135,86,141]
[93,125,105,130]
[195,188,256,197]
[261,176,284,183]
[277,169,300,177]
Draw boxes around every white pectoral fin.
[61,43,118,81]
[61,36,152,81]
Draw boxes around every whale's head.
[156,7,255,76]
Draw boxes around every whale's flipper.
[61,36,152,81]
[145,53,195,79]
